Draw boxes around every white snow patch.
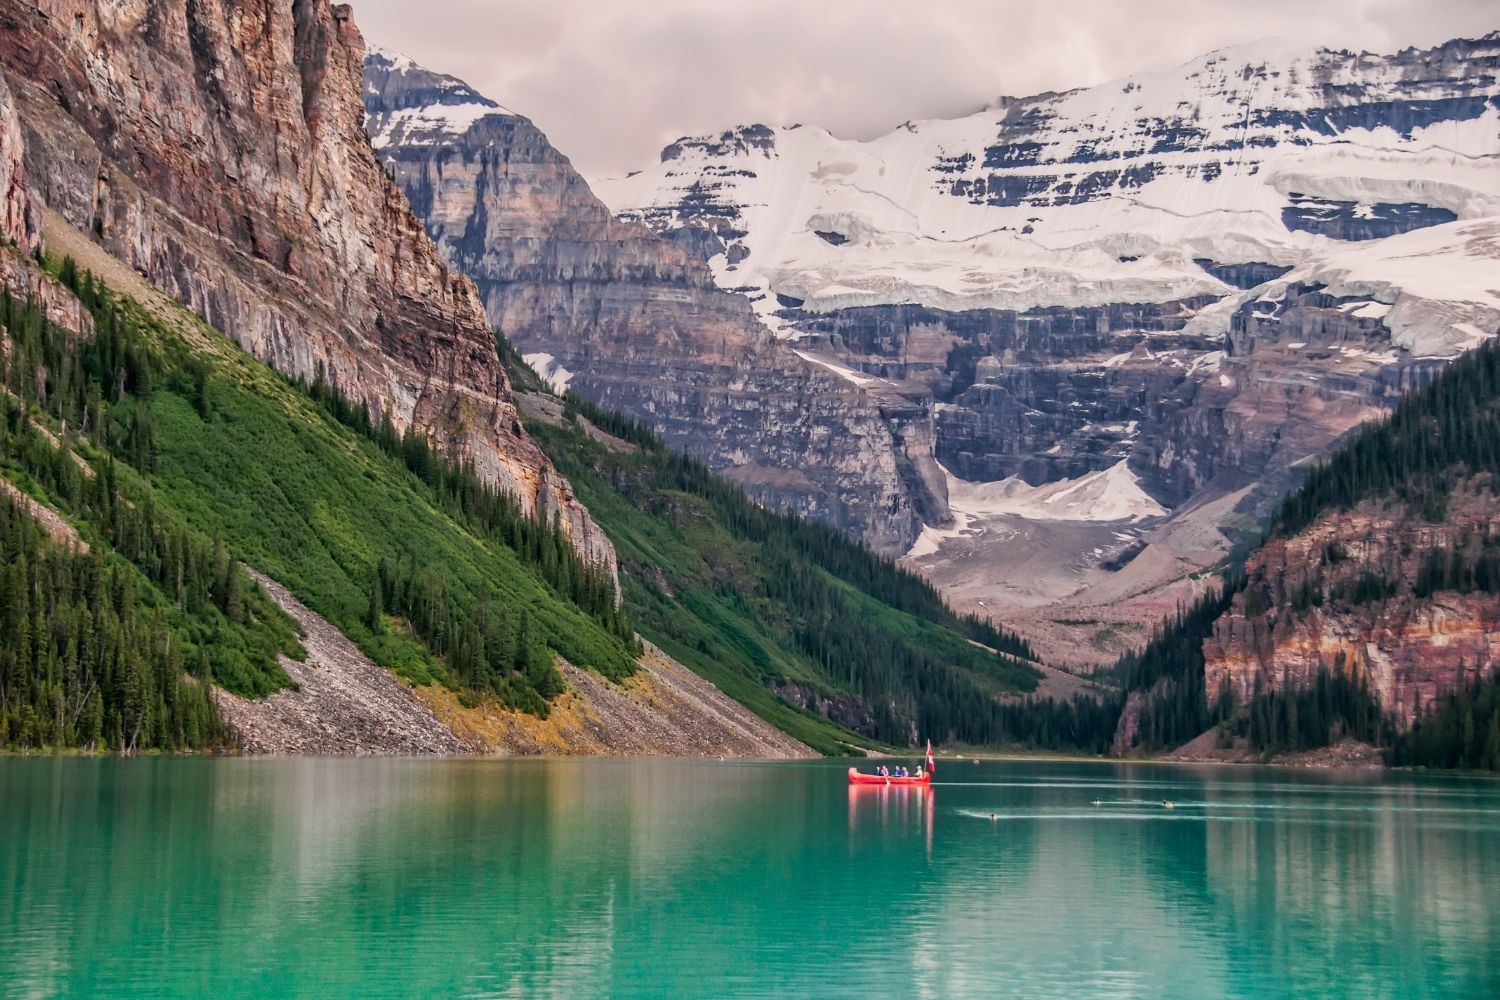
[1349,301,1393,320]
[904,527,947,559]
[523,353,575,394]
[368,46,415,72]
[370,101,512,150]
[962,461,1169,524]
[790,349,879,386]
[1185,350,1223,376]
[904,461,1167,559]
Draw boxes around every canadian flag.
[926,739,936,774]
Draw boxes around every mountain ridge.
[590,29,1500,659]
[363,48,947,554]
[0,0,616,574]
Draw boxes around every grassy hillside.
[500,357,1092,754]
[0,254,646,748]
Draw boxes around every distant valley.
[368,33,1500,665]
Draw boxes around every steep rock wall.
[0,71,35,253]
[1204,487,1500,731]
[791,288,1428,518]
[0,0,614,571]
[363,51,937,552]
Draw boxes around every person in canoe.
[848,742,938,784]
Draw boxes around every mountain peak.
[363,47,513,148]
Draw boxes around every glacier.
[596,33,1500,355]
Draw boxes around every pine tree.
[365,577,384,635]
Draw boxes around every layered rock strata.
[0,0,613,570]
[0,70,35,253]
[363,50,939,552]
[1204,486,1500,731]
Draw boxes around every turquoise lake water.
[2,757,1497,998]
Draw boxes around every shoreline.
[4,748,1497,779]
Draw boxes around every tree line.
[1392,673,1500,772]
[1112,580,1241,753]
[369,555,563,717]
[303,362,634,650]
[1113,336,1500,770]
[0,495,224,750]
[561,389,1036,662]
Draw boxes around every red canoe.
[848,767,931,786]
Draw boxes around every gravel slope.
[213,572,476,755]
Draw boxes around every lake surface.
[2,757,1498,999]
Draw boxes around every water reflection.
[847,783,934,856]
[1,759,1497,998]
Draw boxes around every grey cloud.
[347,0,1498,179]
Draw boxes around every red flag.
[926,739,936,773]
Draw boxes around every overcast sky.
[350,0,1497,180]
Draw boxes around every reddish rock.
[0,0,614,576]
[0,71,35,253]
[1204,485,1500,731]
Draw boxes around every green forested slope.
[1270,337,1500,537]
[0,258,642,747]
[506,374,1123,755]
[1113,337,1500,768]
[3,256,1075,755]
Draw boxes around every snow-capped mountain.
[363,49,946,554]
[594,32,1500,662]
[365,31,1500,664]
[597,33,1500,344]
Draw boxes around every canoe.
[848,767,931,785]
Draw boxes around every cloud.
[347,0,1498,179]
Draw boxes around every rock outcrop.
[1203,486,1500,731]
[0,71,35,253]
[0,0,613,571]
[363,51,939,552]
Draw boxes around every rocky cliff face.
[598,33,1500,658]
[0,68,89,335]
[1203,485,1500,732]
[0,0,613,571]
[0,71,35,254]
[362,51,938,552]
